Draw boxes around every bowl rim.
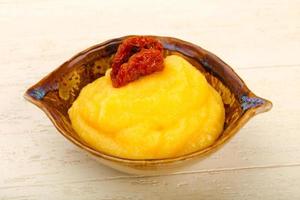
[24,35,272,165]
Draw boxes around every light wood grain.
[0,0,300,199]
[2,166,300,200]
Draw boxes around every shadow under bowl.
[24,35,272,175]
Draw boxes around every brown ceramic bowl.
[24,35,272,174]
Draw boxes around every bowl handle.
[241,95,272,115]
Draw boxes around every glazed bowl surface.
[24,35,272,174]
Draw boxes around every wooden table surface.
[1,0,300,199]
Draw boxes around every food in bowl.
[68,36,225,159]
[25,35,272,174]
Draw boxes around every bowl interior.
[25,36,271,163]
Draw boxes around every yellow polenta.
[68,55,225,159]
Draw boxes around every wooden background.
[1,0,300,199]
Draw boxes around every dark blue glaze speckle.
[200,59,210,69]
[241,95,264,111]
[29,87,46,100]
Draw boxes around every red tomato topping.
[111,36,164,87]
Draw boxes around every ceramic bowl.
[24,35,272,174]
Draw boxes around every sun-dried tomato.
[111,36,164,87]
